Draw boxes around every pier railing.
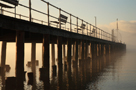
[0,0,115,41]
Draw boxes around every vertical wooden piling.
[57,36,62,71]
[31,42,36,71]
[1,41,7,67]
[74,40,78,62]
[101,44,104,56]
[51,43,55,66]
[67,38,71,70]
[73,44,75,58]
[31,42,36,89]
[106,44,109,54]
[84,41,88,59]
[57,36,63,90]
[16,31,24,89]
[42,34,50,69]
[81,41,84,60]
[42,34,50,89]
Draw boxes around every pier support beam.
[75,40,78,62]
[101,44,104,56]
[51,43,56,76]
[67,38,71,70]
[106,44,109,54]
[73,40,78,67]
[1,41,7,67]
[51,43,55,66]
[42,34,50,69]
[57,36,63,90]
[42,34,50,89]
[31,42,36,71]
[57,36,62,72]
[63,44,65,62]
[15,31,25,90]
[84,42,88,59]
[31,42,36,89]
[31,42,36,88]
[81,41,84,60]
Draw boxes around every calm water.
[0,43,136,90]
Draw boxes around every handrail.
[0,0,116,42]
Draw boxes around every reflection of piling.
[15,31,24,90]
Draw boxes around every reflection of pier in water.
[0,7,126,90]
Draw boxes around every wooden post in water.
[106,44,109,54]
[15,31,24,90]
[84,41,88,59]
[42,34,50,69]
[57,36,62,90]
[91,42,97,76]
[51,43,55,66]
[81,41,84,60]
[1,41,7,67]
[42,34,50,89]
[67,38,71,70]
[66,38,72,90]
[101,44,104,56]
[31,42,36,71]
[79,41,82,60]
[51,43,56,76]
[31,42,36,89]
[74,40,78,65]
[63,44,65,61]
[57,36,62,72]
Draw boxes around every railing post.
[0,6,1,14]
[87,23,88,35]
[1,6,3,14]
[99,29,100,38]
[93,26,95,37]
[70,14,72,32]
[96,27,97,38]
[101,30,102,39]
[19,14,21,19]
[59,8,61,29]
[15,6,16,18]
[82,20,83,34]
[47,2,50,26]
[77,17,78,33]
[90,24,91,36]
[29,0,32,22]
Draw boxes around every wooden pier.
[0,1,126,89]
